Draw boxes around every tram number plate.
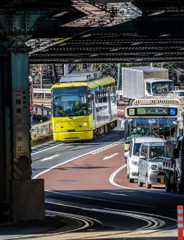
[160,178,164,184]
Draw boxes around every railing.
[31,104,52,141]
[31,119,52,140]
[33,88,51,99]
[34,104,51,119]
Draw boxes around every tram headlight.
[56,124,60,128]
[84,123,87,126]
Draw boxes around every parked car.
[138,140,165,189]
[168,90,184,96]
[126,137,165,183]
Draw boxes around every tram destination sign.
[128,107,177,116]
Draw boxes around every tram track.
[45,201,177,234]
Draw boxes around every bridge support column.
[0,41,45,221]
[0,11,48,221]
[9,42,44,221]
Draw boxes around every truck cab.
[163,137,184,193]
[145,78,174,97]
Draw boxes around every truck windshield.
[152,81,174,94]
[52,87,88,117]
[149,146,164,161]
[125,118,177,141]
[133,143,142,156]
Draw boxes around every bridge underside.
[28,1,184,63]
[1,1,184,63]
[1,0,184,221]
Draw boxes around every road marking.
[33,138,124,179]
[109,165,184,197]
[103,153,119,160]
[31,143,64,155]
[91,140,123,155]
[109,164,134,189]
[103,192,128,197]
[41,155,59,161]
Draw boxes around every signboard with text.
[14,90,29,158]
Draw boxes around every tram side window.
[88,94,92,115]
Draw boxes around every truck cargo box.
[122,66,169,100]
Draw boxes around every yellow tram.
[51,72,118,141]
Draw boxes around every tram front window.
[152,81,174,94]
[125,118,177,141]
[53,87,88,117]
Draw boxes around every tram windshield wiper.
[60,110,73,119]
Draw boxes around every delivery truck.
[122,66,174,105]
[163,137,184,193]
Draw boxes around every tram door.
[93,94,96,128]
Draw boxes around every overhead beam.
[33,17,184,38]
[133,0,184,10]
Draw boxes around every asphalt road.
[31,106,183,240]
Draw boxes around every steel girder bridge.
[1,0,184,221]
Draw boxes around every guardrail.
[33,88,51,99]
[31,119,52,140]
[34,104,51,119]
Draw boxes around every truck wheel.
[146,177,151,189]
[129,174,134,183]
[126,167,129,179]
[176,175,184,194]
[165,172,171,192]
[138,177,143,187]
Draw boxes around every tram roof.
[51,76,115,89]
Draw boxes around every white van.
[138,141,165,189]
[126,137,165,183]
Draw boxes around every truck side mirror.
[174,148,179,158]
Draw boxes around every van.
[138,141,165,189]
[126,137,165,183]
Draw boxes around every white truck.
[122,66,174,105]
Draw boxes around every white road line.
[109,165,184,198]
[109,164,133,189]
[103,192,128,197]
[103,153,119,160]
[33,138,124,179]
[31,143,64,155]
[41,155,59,161]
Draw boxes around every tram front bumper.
[53,131,93,141]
